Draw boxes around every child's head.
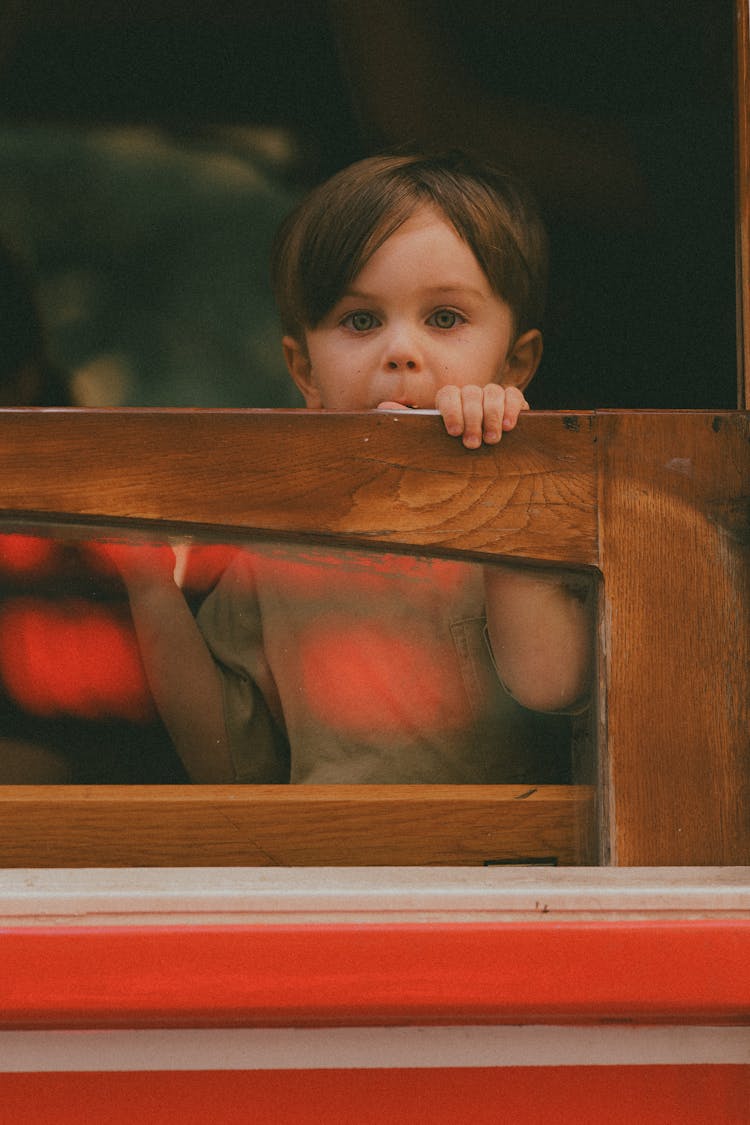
[273,151,547,344]
[272,151,547,413]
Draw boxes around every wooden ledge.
[0,784,596,867]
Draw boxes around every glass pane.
[0,524,596,794]
[0,528,190,783]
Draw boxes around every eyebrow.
[340,284,488,302]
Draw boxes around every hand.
[435,384,529,448]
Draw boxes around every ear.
[501,329,543,392]
[282,336,323,408]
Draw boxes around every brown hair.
[271,151,548,343]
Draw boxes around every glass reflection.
[0,528,591,786]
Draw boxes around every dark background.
[0,0,740,410]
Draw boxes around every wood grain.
[0,785,596,868]
[0,408,748,867]
[598,412,750,864]
[0,409,598,565]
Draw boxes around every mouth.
[376,399,422,411]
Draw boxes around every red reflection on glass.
[298,621,470,736]
[252,548,467,599]
[85,541,177,582]
[86,541,238,595]
[181,545,240,592]
[0,535,58,578]
[0,598,153,722]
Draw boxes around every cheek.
[310,341,353,377]
[478,336,512,382]
[441,342,508,387]
[316,361,374,408]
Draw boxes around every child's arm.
[484,565,593,712]
[430,384,593,709]
[106,546,234,782]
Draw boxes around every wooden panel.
[0,785,596,867]
[0,408,747,867]
[597,412,750,864]
[0,409,598,869]
[0,409,599,565]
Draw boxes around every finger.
[458,385,484,448]
[501,386,530,431]
[480,384,506,444]
[376,401,411,410]
[435,385,464,438]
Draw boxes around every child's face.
[284,205,530,412]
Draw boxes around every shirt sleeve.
[197,552,290,783]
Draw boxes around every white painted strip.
[0,867,748,927]
[0,1026,746,1073]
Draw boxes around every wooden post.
[598,411,750,864]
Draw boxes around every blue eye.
[342,311,379,332]
[428,309,463,329]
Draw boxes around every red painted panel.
[0,1066,748,1124]
[0,921,748,1029]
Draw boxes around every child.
[118,152,591,784]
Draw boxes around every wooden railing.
[0,407,746,866]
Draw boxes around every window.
[0,406,746,867]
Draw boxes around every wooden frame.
[0,406,746,867]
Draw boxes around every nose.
[382,327,422,372]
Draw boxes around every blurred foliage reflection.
[0,126,303,407]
